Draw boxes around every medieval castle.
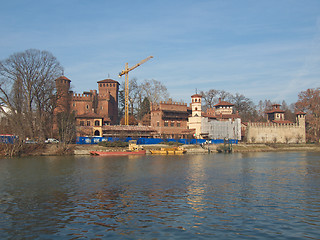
[54,76,306,143]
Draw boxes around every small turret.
[296,111,306,127]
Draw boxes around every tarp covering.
[76,137,238,145]
[0,135,18,144]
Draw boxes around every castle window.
[164,121,168,127]
[177,122,181,127]
[113,84,115,87]
[195,99,197,102]
[103,83,105,87]
[86,105,89,109]
[95,120,100,126]
[106,83,108,87]
[100,84,102,87]
[87,121,90,126]
[80,121,84,126]
[170,122,174,127]
[157,121,159,127]
[195,107,198,111]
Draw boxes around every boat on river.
[150,147,186,155]
[90,150,146,156]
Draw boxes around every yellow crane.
[119,56,153,125]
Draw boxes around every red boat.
[90,150,146,156]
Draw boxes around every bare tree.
[200,89,233,111]
[0,49,63,141]
[199,89,218,111]
[140,79,169,104]
[119,78,169,121]
[295,88,320,143]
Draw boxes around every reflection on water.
[0,152,320,239]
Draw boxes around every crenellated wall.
[246,121,306,143]
[72,93,92,101]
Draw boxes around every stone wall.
[245,122,306,143]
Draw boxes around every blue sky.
[1,0,320,104]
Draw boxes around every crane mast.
[119,56,153,125]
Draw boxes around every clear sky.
[1,0,320,105]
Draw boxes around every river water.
[0,152,319,239]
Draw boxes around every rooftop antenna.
[62,69,64,76]
[196,88,198,94]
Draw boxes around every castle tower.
[267,104,285,122]
[188,94,203,139]
[53,76,72,136]
[55,75,71,113]
[191,94,202,117]
[296,111,306,127]
[97,79,120,124]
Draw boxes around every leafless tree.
[0,49,63,141]
[199,89,233,112]
[119,78,169,121]
[140,79,169,104]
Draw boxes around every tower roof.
[97,79,120,84]
[296,111,306,115]
[191,94,202,98]
[56,76,71,82]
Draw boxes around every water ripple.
[0,152,320,239]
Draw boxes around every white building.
[188,96,241,140]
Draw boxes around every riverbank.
[73,143,320,155]
[72,143,320,155]
[233,143,320,152]
[1,143,320,157]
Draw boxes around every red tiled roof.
[296,111,306,115]
[266,109,285,113]
[204,113,239,119]
[214,101,234,107]
[97,79,120,84]
[76,112,103,119]
[56,76,71,81]
[191,94,202,98]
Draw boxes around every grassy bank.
[232,143,320,152]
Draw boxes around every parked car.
[24,139,38,144]
[45,138,59,143]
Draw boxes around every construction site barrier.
[76,137,238,145]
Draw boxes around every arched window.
[195,107,198,111]
[94,130,100,136]
[95,120,100,126]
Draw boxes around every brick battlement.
[72,93,92,101]
[247,122,299,128]
[160,100,187,106]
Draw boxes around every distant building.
[188,96,242,140]
[54,76,119,137]
[244,104,306,143]
[150,99,194,139]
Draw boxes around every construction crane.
[119,56,153,125]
